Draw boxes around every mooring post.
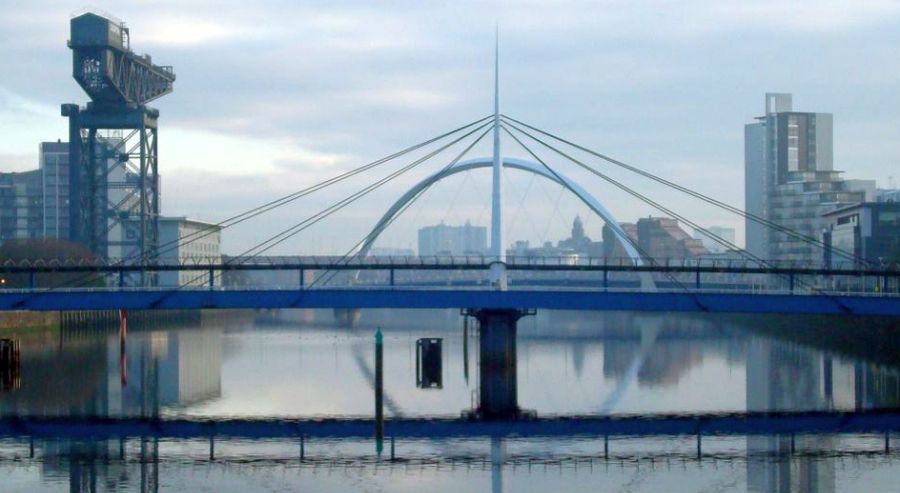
[375,328,384,455]
[696,434,702,460]
[300,435,305,461]
[463,315,470,384]
[119,309,128,342]
[119,310,128,388]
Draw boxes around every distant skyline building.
[367,247,415,257]
[602,222,638,261]
[509,216,603,260]
[636,217,709,260]
[692,226,736,254]
[417,221,487,256]
[878,188,900,203]
[744,93,874,264]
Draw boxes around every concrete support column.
[470,308,526,419]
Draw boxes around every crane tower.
[61,12,175,278]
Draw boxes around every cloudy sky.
[1,0,899,255]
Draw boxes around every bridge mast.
[489,27,508,290]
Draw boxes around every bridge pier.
[464,308,534,420]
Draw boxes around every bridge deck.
[0,288,898,315]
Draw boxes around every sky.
[1,0,899,255]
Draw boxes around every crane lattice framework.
[61,12,175,282]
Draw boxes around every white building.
[157,217,222,287]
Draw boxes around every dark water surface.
[0,309,897,492]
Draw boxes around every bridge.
[4,20,898,422]
[0,260,898,315]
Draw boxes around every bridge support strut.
[464,308,534,420]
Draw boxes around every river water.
[0,309,897,492]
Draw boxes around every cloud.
[2,0,900,254]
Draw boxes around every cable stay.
[32,116,493,292]
[500,125,684,296]
[501,115,870,268]
[236,120,495,261]
[310,125,494,288]
[501,121,853,307]
[161,119,493,289]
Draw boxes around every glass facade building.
[744,93,874,264]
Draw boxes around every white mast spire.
[489,24,507,289]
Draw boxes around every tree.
[0,238,104,288]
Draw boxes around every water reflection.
[0,326,222,418]
[0,309,896,492]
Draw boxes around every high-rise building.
[744,93,874,264]
[417,221,487,256]
[0,170,43,243]
[692,226,736,254]
[39,141,70,240]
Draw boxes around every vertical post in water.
[119,309,128,387]
[375,328,384,455]
[119,309,128,343]
[463,314,470,384]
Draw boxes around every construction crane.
[61,11,176,284]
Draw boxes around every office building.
[418,221,487,256]
[745,93,873,264]
[0,170,43,244]
[157,217,222,287]
[822,202,900,267]
[692,226,736,254]
[39,141,70,240]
